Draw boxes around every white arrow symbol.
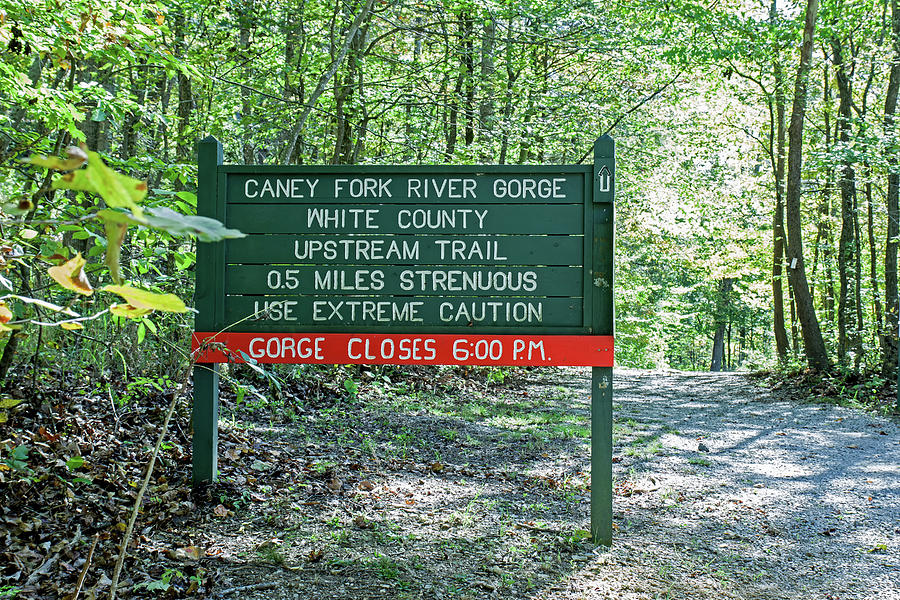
[598,166,611,193]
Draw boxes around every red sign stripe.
[191,332,613,367]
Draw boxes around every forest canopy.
[0,0,898,378]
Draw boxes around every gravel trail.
[196,368,900,600]
[570,368,900,600]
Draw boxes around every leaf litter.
[1,366,898,599]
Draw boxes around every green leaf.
[142,318,158,335]
[0,398,24,409]
[66,456,85,470]
[140,207,245,241]
[175,191,197,206]
[137,322,146,344]
[100,285,187,313]
[97,207,244,242]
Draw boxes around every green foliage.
[2,444,29,473]
[0,0,895,380]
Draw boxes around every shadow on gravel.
[188,368,899,600]
[606,369,900,600]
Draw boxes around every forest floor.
[3,367,900,599]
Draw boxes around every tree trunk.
[478,15,496,160]
[771,8,791,360]
[831,37,860,367]
[240,4,256,164]
[867,169,884,351]
[883,0,900,378]
[711,278,734,372]
[820,63,837,330]
[785,0,830,370]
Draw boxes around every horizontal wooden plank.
[226,234,584,266]
[225,265,582,296]
[223,296,583,329]
[220,164,592,175]
[225,173,585,204]
[224,204,583,235]
[193,332,614,367]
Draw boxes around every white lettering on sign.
[348,337,436,361]
[294,239,420,261]
[396,209,487,230]
[512,339,547,361]
[438,301,543,323]
[433,239,507,261]
[266,269,300,290]
[313,269,385,291]
[249,336,325,359]
[406,178,477,199]
[244,178,319,199]
[492,178,565,199]
[307,208,380,229]
[334,178,392,198]
[398,269,537,292]
[453,338,504,361]
[252,300,298,321]
[312,300,424,323]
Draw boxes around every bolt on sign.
[191,136,615,544]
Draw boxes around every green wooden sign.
[192,137,615,544]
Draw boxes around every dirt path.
[189,368,900,600]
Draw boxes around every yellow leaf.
[0,302,12,324]
[104,220,127,284]
[0,398,24,409]
[52,151,145,219]
[0,412,6,424]
[60,322,83,330]
[24,146,87,171]
[47,253,93,296]
[101,285,186,313]
[109,303,153,319]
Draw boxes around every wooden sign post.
[192,137,615,544]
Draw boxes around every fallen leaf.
[307,549,324,563]
[170,546,201,561]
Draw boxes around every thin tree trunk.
[831,37,860,367]
[771,5,791,360]
[280,0,375,164]
[867,168,884,351]
[785,0,830,370]
[478,15,496,160]
[711,278,734,372]
[821,61,837,329]
[883,0,900,377]
[240,5,255,164]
